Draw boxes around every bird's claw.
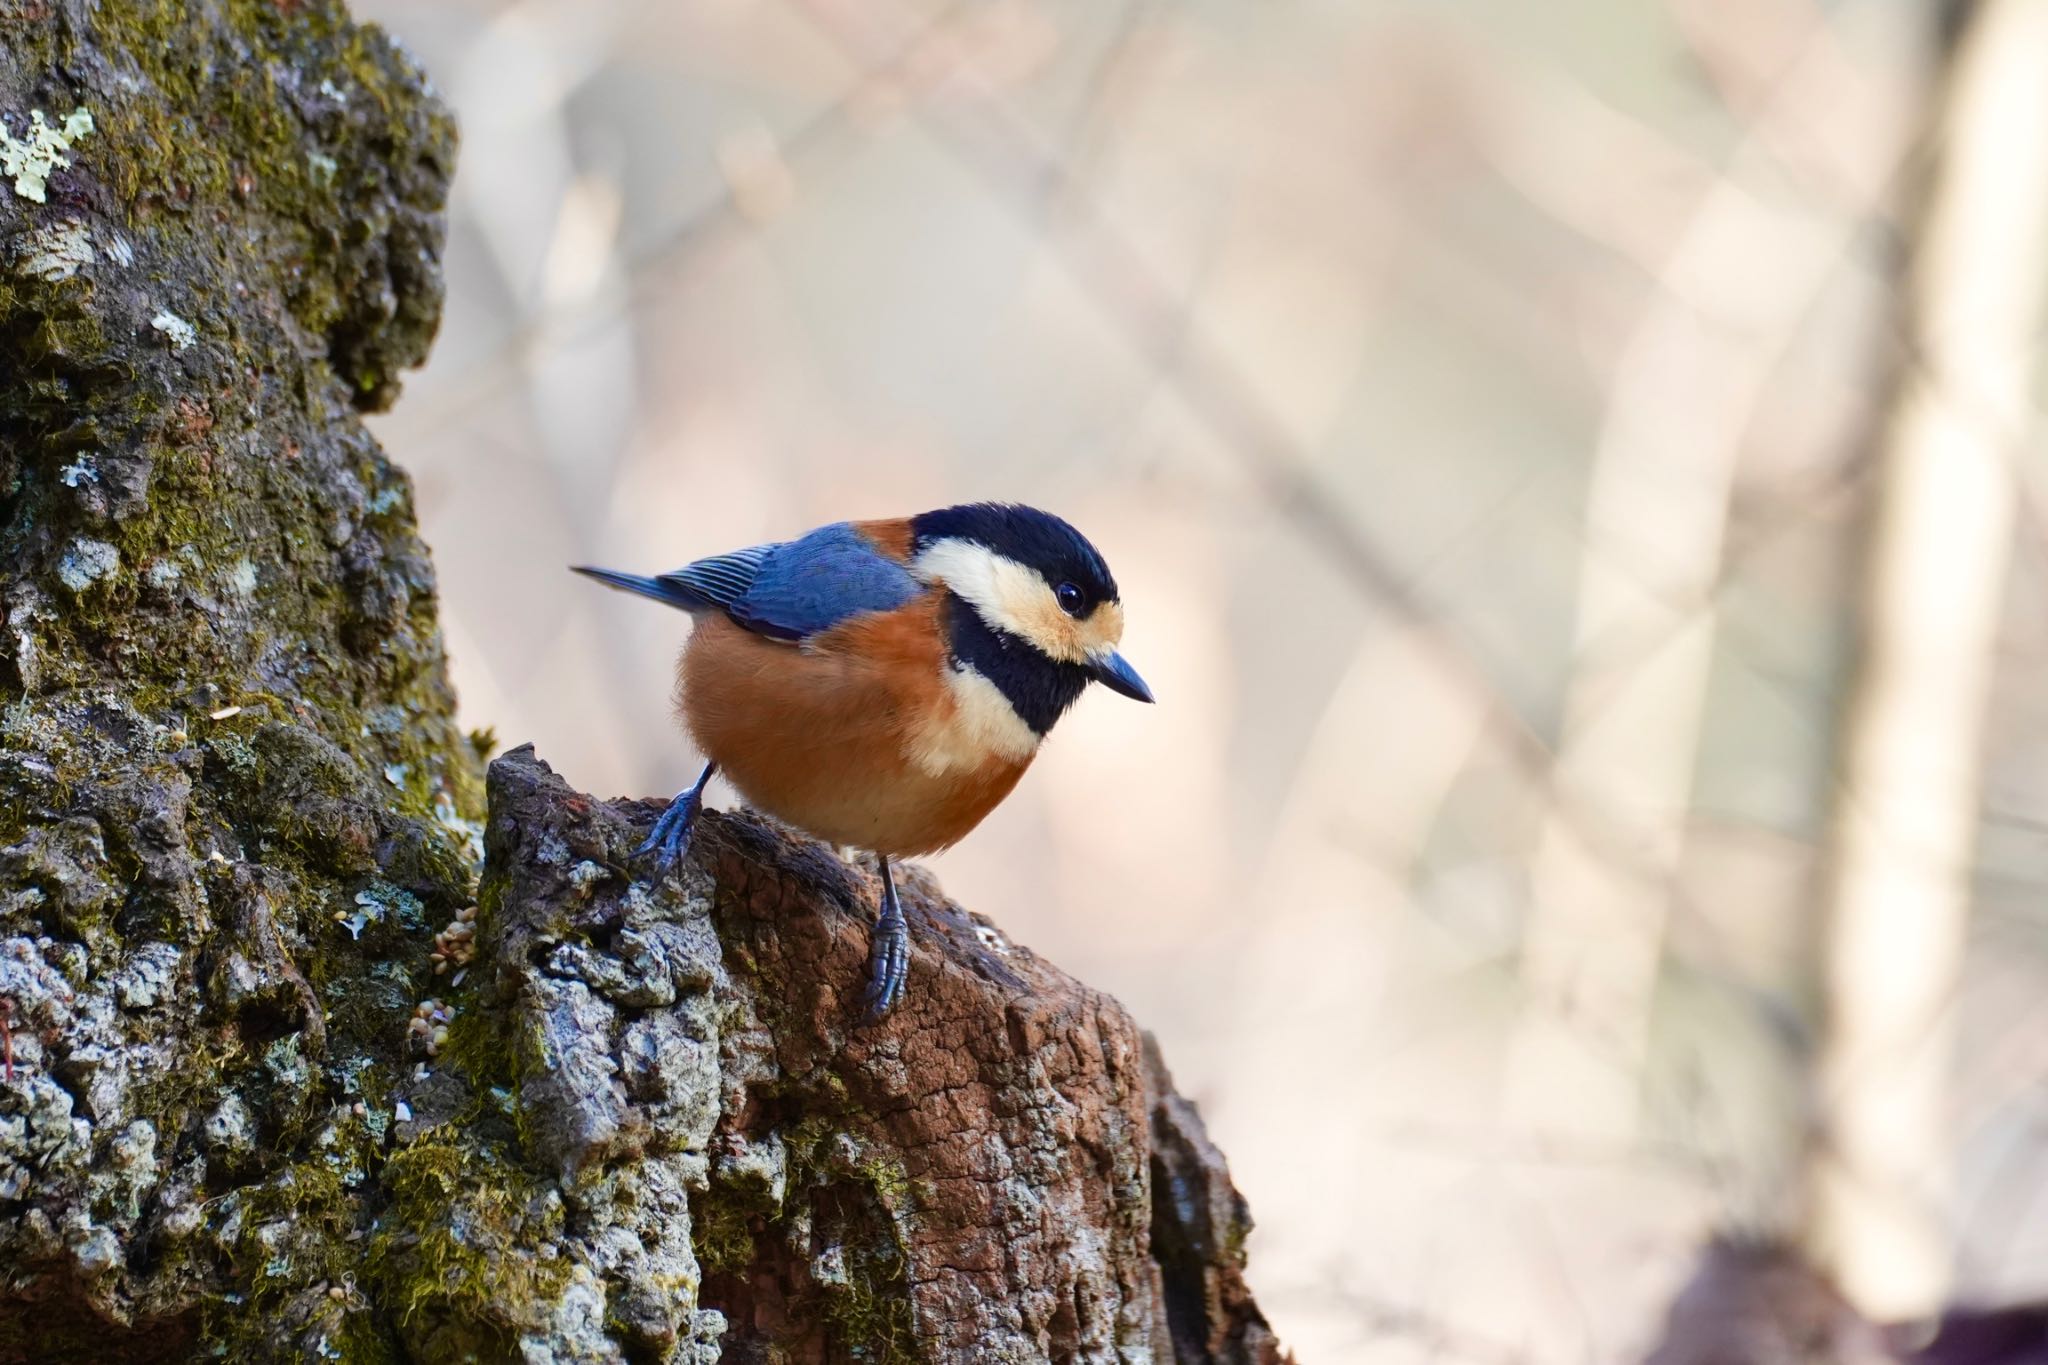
[634,789,701,876]
[861,914,909,1023]
[860,864,909,1024]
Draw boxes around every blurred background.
[347,0,2048,1358]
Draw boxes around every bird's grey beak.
[1090,650,1154,703]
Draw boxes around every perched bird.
[574,502,1153,1020]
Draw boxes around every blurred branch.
[1372,1119,1730,1190]
[1044,0,1159,204]
[1808,0,2048,1319]
[1669,0,1913,208]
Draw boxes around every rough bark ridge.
[0,2,1284,1361]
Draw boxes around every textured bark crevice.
[1145,1038,1279,1365]
[0,2,1284,1361]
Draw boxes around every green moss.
[818,1256,915,1365]
[1220,1215,1250,1266]
[690,1115,920,1362]
[78,0,419,246]
[366,1141,571,1357]
[2,0,470,740]
[789,1123,917,1361]
[690,1195,759,1278]
[436,1001,513,1093]
[200,1142,398,1361]
[855,1152,913,1216]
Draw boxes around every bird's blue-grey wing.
[574,542,778,613]
[655,543,776,609]
[722,523,922,642]
[577,525,918,639]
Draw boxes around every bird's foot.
[634,757,724,875]
[860,858,910,1024]
[634,791,700,874]
[636,762,716,876]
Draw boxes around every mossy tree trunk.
[0,3,1282,1362]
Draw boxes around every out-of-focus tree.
[1809,0,2048,1323]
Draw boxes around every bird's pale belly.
[678,612,1031,856]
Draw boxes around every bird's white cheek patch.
[914,538,1084,661]
[906,663,1040,776]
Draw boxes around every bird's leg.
[636,760,717,875]
[861,855,910,1023]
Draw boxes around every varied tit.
[573,502,1153,1021]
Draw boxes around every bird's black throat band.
[942,592,1091,736]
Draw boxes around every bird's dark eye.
[1055,581,1085,617]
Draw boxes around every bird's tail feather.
[571,565,714,613]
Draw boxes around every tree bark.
[0,3,1282,1362]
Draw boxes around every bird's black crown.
[910,502,1120,618]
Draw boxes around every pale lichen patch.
[21,219,94,282]
[0,106,92,203]
[56,539,120,593]
[150,309,197,351]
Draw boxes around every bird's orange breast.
[677,595,1034,856]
